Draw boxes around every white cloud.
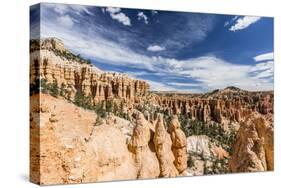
[105,7,131,26]
[105,7,121,14]
[224,21,229,27]
[173,56,273,91]
[254,52,274,62]
[229,16,261,31]
[144,80,176,91]
[45,4,93,16]
[40,14,273,92]
[137,12,148,24]
[146,80,202,93]
[152,10,158,15]
[56,15,74,28]
[168,82,199,87]
[232,16,239,21]
[147,45,165,52]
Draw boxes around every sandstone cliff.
[30,38,149,104]
[30,38,273,126]
[154,88,273,125]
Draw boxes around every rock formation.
[154,91,273,125]
[30,94,138,185]
[229,113,274,172]
[30,38,273,126]
[168,115,187,173]
[129,112,160,178]
[30,38,149,104]
[153,114,179,177]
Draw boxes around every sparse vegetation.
[94,116,104,126]
[60,83,66,96]
[179,117,236,153]
[53,48,92,65]
[49,80,59,97]
[39,78,59,97]
[203,158,229,174]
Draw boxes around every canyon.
[30,38,274,185]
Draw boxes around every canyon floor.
[30,38,274,185]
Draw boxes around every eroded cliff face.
[30,94,191,185]
[30,38,149,105]
[30,94,138,185]
[229,113,274,172]
[154,91,273,125]
[30,38,273,126]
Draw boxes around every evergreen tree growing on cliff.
[49,80,59,97]
[74,91,93,110]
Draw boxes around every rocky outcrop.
[129,112,160,178]
[30,94,138,185]
[30,38,149,104]
[168,115,187,173]
[31,94,192,185]
[153,114,179,177]
[229,113,274,172]
[30,38,67,53]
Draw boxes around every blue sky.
[30,3,274,92]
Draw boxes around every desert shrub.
[74,91,93,110]
[94,116,103,126]
[187,155,195,168]
[105,100,113,113]
[204,158,229,175]
[93,102,107,118]
[38,79,59,97]
[49,80,59,97]
[60,83,66,96]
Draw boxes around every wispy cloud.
[254,52,274,62]
[151,10,158,15]
[168,82,199,87]
[38,4,273,92]
[45,3,93,16]
[147,45,165,52]
[56,15,74,28]
[228,16,261,31]
[137,12,148,24]
[40,18,273,92]
[105,7,131,26]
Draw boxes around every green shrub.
[74,91,93,110]
[60,83,66,96]
[49,80,59,97]
[93,102,107,118]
